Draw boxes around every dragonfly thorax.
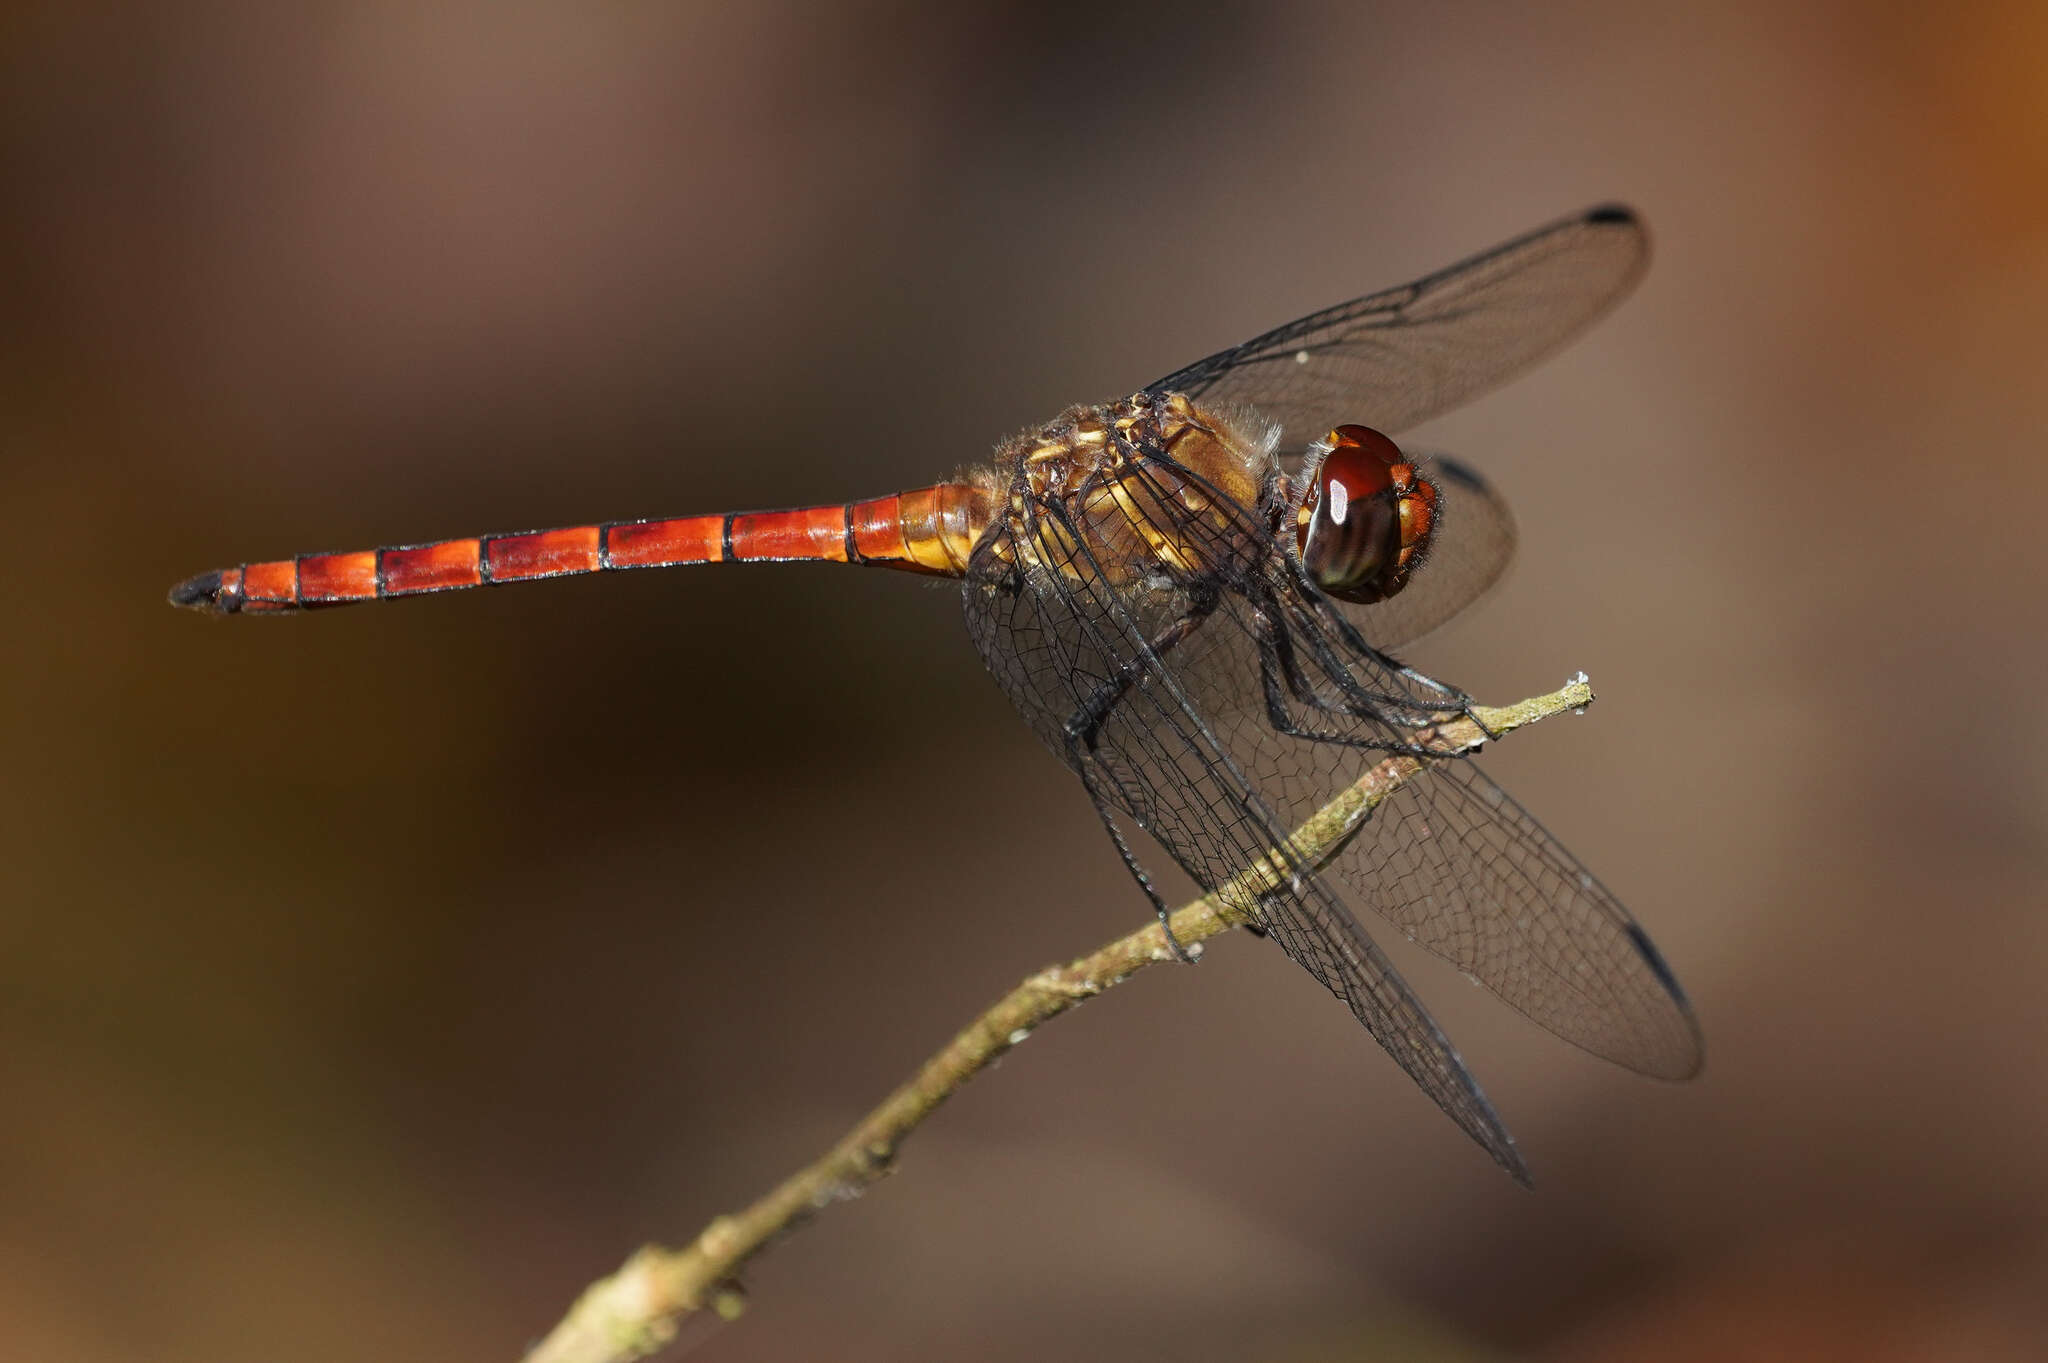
[990,393,1279,590]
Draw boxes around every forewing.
[962,434,1698,1172]
[961,459,1527,1180]
[1160,499,1699,1080]
[1147,206,1648,454]
[1170,474,1700,1079]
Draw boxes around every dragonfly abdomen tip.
[167,569,225,612]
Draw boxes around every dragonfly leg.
[1248,592,1398,741]
[1392,658,1467,701]
[1299,583,1474,722]
[1068,755,1199,963]
[1063,600,1215,753]
[1061,601,1217,963]
[1248,594,1469,760]
[1389,661,1492,738]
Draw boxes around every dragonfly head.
[1294,424,1437,604]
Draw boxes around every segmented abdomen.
[169,483,989,614]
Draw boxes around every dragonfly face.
[1293,423,1438,605]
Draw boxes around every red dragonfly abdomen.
[168,482,991,614]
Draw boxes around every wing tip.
[1498,1141,1535,1189]
[1623,921,1708,1080]
[1583,202,1652,279]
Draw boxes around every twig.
[521,675,1597,1363]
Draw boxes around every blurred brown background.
[5,2,2047,1360]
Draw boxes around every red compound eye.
[1295,424,1436,604]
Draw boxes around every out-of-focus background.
[5,3,2046,1359]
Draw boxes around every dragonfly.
[170,204,1702,1182]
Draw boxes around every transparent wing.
[961,430,1697,1176]
[1333,757,1703,1079]
[1147,205,1648,454]
[961,478,1528,1181]
[1178,510,1702,1082]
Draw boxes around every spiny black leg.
[1256,582,1449,724]
[1248,590,1402,745]
[1280,570,1470,724]
[1066,599,1215,753]
[1060,601,1216,962]
[1247,592,1475,759]
[1063,740,1198,963]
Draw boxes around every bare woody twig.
[521,675,1599,1363]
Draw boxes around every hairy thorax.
[972,392,1282,591]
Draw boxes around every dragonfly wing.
[962,418,1697,1172]
[1147,205,1648,454]
[1157,454,1700,1079]
[961,449,1528,1180]
[1180,508,1700,1080]
[1331,756,1704,1079]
